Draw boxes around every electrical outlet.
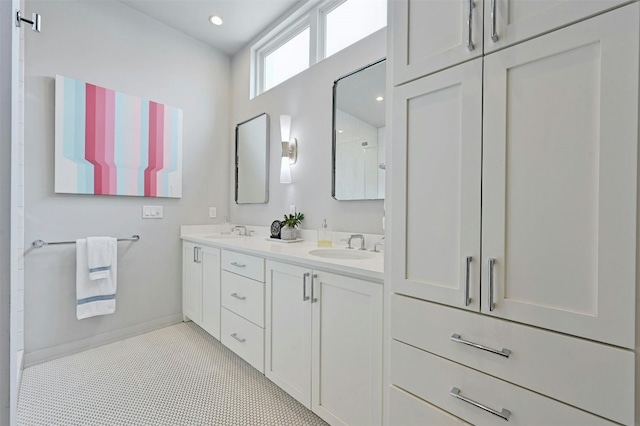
[209,207,217,218]
[289,205,296,215]
[142,205,163,219]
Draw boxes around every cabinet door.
[265,261,312,408]
[482,4,639,349]
[183,242,202,323]
[390,58,482,311]
[311,272,383,426]
[484,0,628,54]
[201,246,221,340]
[393,0,483,86]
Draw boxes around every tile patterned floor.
[18,322,328,426]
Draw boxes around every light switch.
[142,205,163,219]
[209,207,217,218]
[289,205,296,215]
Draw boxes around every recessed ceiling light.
[209,15,223,26]
[376,96,384,102]
[338,130,343,133]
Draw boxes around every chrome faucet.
[346,234,366,250]
[372,237,385,252]
[232,225,248,236]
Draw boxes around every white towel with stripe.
[87,237,115,280]
[76,238,117,319]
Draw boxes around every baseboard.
[17,349,24,390]
[24,314,183,367]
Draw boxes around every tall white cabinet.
[388,2,639,425]
[393,0,629,85]
[481,9,638,347]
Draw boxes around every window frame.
[316,0,346,60]
[252,0,385,98]
[255,14,313,95]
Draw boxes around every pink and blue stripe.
[56,76,182,198]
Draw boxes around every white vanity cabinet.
[220,250,265,373]
[389,3,639,425]
[265,260,383,426]
[182,242,221,339]
[392,0,628,85]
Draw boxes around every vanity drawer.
[391,294,634,425]
[389,386,470,426]
[221,271,264,327]
[222,250,265,282]
[391,340,614,425]
[221,307,264,373]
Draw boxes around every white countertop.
[181,226,384,283]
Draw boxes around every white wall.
[23,1,230,365]
[0,1,13,422]
[11,0,26,421]
[230,28,386,234]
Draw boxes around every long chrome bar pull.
[230,293,246,301]
[464,256,472,306]
[230,333,246,343]
[450,334,511,357]
[450,388,510,421]
[311,274,318,303]
[488,258,496,311]
[302,272,310,301]
[467,0,475,51]
[491,0,499,42]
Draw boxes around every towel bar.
[32,235,140,249]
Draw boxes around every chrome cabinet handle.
[450,334,511,357]
[450,388,510,421]
[231,262,246,268]
[488,258,496,311]
[230,293,246,301]
[464,256,472,306]
[311,274,318,303]
[491,0,499,42]
[230,333,246,343]
[303,272,310,301]
[467,0,475,51]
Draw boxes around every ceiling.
[120,0,303,56]
[336,60,386,128]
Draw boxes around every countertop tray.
[266,237,304,243]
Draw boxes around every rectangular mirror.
[236,113,269,204]
[332,58,386,201]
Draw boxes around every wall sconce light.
[280,115,297,184]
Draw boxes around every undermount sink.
[308,248,375,260]
[204,234,241,239]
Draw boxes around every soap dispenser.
[221,216,232,234]
[317,219,332,247]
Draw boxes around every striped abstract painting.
[55,75,183,198]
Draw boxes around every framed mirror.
[332,58,386,201]
[235,113,269,204]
